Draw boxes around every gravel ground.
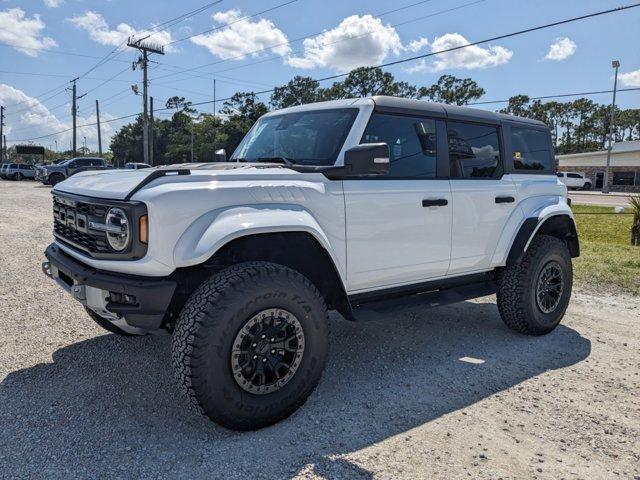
[1,180,639,479]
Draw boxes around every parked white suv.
[42,96,579,430]
[557,171,592,190]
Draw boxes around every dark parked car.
[39,157,110,186]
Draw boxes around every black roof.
[371,96,547,128]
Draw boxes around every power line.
[9,2,640,143]
[167,0,299,45]
[469,87,640,105]
[203,0,483,78]
[153,0,446,81]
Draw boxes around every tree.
[321,67,418,99]
[418,75,485,105]
[270,76,321,109]
[110,116,145,164]
[221,92,268,123]
[500,94,531,117]
[165,96,196,114]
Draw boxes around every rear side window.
[511,127,553,171]
[567,173,582,179]
[361,113,438,179]
[447,122,501,178]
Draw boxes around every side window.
[567,173,582,179]
[556,173,564,178]
[447,121,501,178]
[511,127,553,171]
[361,113,438,178]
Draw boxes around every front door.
[344,113,452,292]
[446,120,518,275]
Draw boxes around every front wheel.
[582,182,592,191]
[14,173,23,181]
[49,173,64,186]
[171,261,328,430]
[496,235,572,335]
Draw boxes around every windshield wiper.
[254,156,297,165]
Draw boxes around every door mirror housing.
[343,143,389,177]
[214,149,227,162]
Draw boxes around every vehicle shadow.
[0,300,590,479]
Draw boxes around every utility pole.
[96,99,102,156]
[128,36,164,165]
[149,96,154,166]
[0,105,4,165]
[191,122,194,162]
[213,78,216,117]
[213,78,217,155]
[603,60,620,194]
[70,78,78,156]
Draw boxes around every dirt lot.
[0,180,638,479]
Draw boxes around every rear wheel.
[171,261,328,430]
[14,173,23,181]
[496,235,572,335]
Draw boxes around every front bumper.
[43,243,176,333]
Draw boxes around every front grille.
[54,222,110,253]
[52,195,111,255]
[51,192,147,260]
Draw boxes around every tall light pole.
[603,60,620,194]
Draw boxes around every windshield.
[231,108,358,166]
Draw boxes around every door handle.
[495,196,515,204]
[422,198,448,207]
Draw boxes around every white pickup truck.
[42,96,579,430]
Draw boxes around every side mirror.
[343,143,390,177]
[214,149,227,162]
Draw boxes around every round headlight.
[105,207,130,251]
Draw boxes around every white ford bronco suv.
[42,96,578,430]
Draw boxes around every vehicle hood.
[52,162,304,200]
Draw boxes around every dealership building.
[556,141,640,192]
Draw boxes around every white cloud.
[191,9,290,60]
[68,11,174,51]
[44,0,63,8]
[406,33,512,73]
[619,69,640,87]
[0,8,57,57]
[286,14,402,73]
[545,37,576,61]
[1,84,115,151]
[406,37,429,53]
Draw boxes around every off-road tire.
[84,307,137,336]
[49,173,64,186]
[496,235,572,335]
[171,261,329,430]
[14,173,23,181]
[582,182,592,191]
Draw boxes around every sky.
[0,0,639,152]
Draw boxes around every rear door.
[344,112,452,292]
[447,120,518,275]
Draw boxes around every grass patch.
[571,204,640,295]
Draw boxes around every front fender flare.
[173,204,344,276]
